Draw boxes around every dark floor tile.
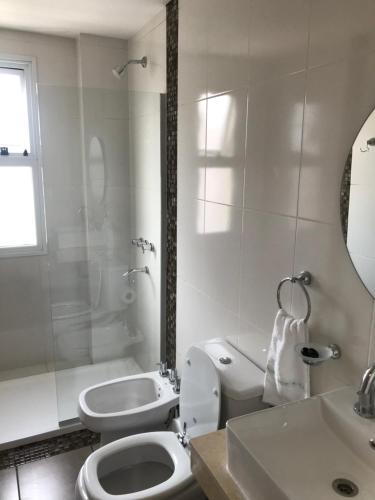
[18,447,91,500]
[0,467,19,500]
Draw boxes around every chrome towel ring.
[277,271,312,323]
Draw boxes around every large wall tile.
[78,35,128,90]
[292,219,373,392]
[201,202,242,314]
[0,257,51,373]
[128,20,166,94]
[175,0,375,395]
[245,71,305,216]
[309,0,375,69]
[248,0,309,83]
[178,0,207,104]
[176,279,239,370]
[205,90,247,207]
[177,101,206,201]
[299,54,375,224]
[240,210,296,334]
[129,111,160,191]
[177,199,205,290]
[206,0,249,96]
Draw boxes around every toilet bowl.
[76,341,266,500]
[78,371,179,444]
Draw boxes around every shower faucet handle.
[156,361,169,377]
[140,240,155,253]
[131,237,144,246]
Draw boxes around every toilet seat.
[81,432,193,500]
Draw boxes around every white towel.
[263,309,310,405]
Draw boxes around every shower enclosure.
[50,43,166,424]
[0,31,166,438]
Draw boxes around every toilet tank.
[196,338,268,427]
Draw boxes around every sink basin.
[227,387,375,500]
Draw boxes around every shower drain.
[332,478,359,497]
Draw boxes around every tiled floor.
[0,446,93,500]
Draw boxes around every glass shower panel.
[51,88,164,425]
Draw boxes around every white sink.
[227,387,375,500]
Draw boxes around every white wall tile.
[178,0,207,104]
[78,35,128,90]
[240,210,296,334]
[0,257,51,373]
[201,202,242,314]
[205,89,247,207]
[177,101,206,202]
[129,111,160,191]
[175,0,375,394]
[245,72,305,216]
[292,219,373,391]
[128,21,166,94]
[248,0,309,83]
[177,199,205,290]
[309,0,375,69]
[0,30,78,87]
[206,0,249,96]
[176,279,239,370]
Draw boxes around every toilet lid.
[180,345,221,440]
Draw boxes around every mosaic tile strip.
[340,151,352,242]
[0,429,99,470]
[165,0,178,367]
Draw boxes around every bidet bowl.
[78,371,179,436]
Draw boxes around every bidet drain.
[332,478,359,497]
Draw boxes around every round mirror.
[341,110,375,297]
[88,136,106,203]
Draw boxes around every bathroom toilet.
[79,371,179,445]
[76,340,267,499]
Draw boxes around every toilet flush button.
[213,388,219,397]
[219,356,232,365]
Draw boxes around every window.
[0,57,46,257]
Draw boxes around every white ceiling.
[0,0,165,39]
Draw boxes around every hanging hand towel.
[263,309,310,405]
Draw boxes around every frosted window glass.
[0,167,37,248]
[0,67,30,154]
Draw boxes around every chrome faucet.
[122,266,149,279]
[354,362,375,418]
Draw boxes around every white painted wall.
[177,0,375,394]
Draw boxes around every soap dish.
[295,342,341,366]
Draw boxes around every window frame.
[0,54,47,258]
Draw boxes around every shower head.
[112,56,148,79]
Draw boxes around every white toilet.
[79,371,179,445]
[76,339,267,499]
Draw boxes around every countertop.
[190,429,246,500]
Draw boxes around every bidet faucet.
[157,361,168,377]
[354,362,375,418]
